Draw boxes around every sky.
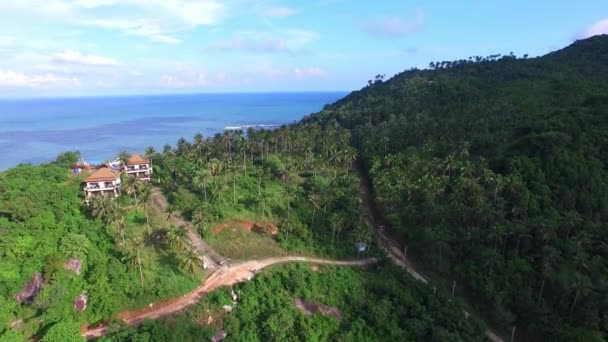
[0,0,606,97]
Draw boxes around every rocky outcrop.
[293,299,341,319]
[74,293,88,312]
[14,272,43,304]
[64,258,83,275]
[211,330,227,342]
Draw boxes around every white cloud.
[0,70,80,87]
[52,49,120,66]
[264,6,297,18]
[294,67,327,79]
[205,38,289,53]
[2,0,226,44]
[149,35,182,44]
[77,18,182,44]
[363,10,424,37]
[0,35,16,46]
[205,29,318,54]
[580,18,608,38]
[74,0,119,8]
[161,71,212,88]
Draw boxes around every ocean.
[0,92,346,171]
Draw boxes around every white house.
[83,167,121,200]
[123,154,152,181]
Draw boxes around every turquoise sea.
[0,92,346,170]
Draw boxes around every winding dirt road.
[81,256,376,339]
[151,188,226,269]
[357,166,505,342]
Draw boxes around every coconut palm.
[122,241,144,286]
[179,247,204,274]
[122,175,141,206]
[166,225,189,252]
[193,168,210,201]
[91,195,115,232]
[138,183,152,235]
[117,150,130,166]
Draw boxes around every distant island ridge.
[0,92,346,170]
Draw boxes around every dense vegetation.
[149,122,368,258]
[100,263,485,341]
[2,35,606,342]
[304,35,608,340]
[100,111,487,339]
[0,154,200,340]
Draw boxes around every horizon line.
[0,90,352,102]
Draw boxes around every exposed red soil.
[211,220,279,236]
[81,256,376,339]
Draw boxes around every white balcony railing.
[84,184,118,191]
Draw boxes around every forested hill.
[305,35,608,340]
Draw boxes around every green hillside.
[305,35,608,340]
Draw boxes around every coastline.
[0,92,346,171]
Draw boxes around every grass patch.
[206,223,286,260]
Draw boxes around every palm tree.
[209,158,222,177]
[193,168,210,201]
[138,183,152,235]
[144,146,156,159]
[91,195,115,232]
[342,147,358,171]
[122,175,141,206]
[112,204,127,245]
[179,247,204,274]
[192,209,205,237]
[329,212,346,246]
[117,151,130,166]
[122,241,144,286]
[166,225,189,252]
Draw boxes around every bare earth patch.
[293,299,341,319]
[211,220,279,236]
[81,257,375,339]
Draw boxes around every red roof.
[125,154,149,166]
[85,167,121,182]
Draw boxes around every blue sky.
[0,0,606,97]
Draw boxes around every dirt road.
[151,188,225,269]
[81,256,376,339]
[357,165,505,342]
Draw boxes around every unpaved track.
[357,166,504,342]
[82,256,376,339]
[151,188,224,269]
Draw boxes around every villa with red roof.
[123,154,152,181]
[83,167,121,200]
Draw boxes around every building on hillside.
[83,167,121,200]
[123,154,152,181]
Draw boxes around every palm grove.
[304,35,608,340]
[0,35,606,341]
[0,116,484,339]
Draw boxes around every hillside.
[305,35,608,340]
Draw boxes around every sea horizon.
[0,92,347,171]
[0,90,350,101]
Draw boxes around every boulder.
[211,330,227,342]
[74,293,88,312]
[14,272,43,304]
[63,258,83,275]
